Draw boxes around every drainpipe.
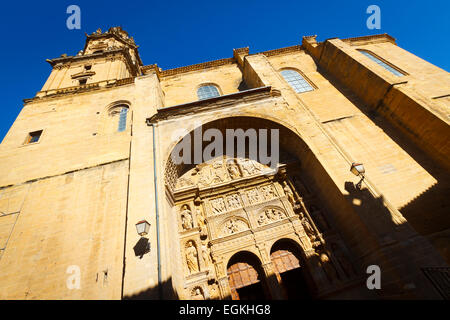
[150,123,163,299]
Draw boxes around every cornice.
[341,33,396,46]
[257,45,302,57]
[146,86,279,124]
[145,58,236,78]
[23,77,135,105]
[47,48,141,76]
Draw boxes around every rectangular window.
[25,130,42,144]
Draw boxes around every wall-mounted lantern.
[350,162,365,190]
[135,220,150,237]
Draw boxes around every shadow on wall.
[317,68,450,246]
[342,180,448,299]
[123,277,177,300]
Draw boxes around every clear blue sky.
[0,0,449,141]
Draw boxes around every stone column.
[261,262,284,300]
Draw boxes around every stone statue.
[201,241,211,267]
[300,212,316,241]
[181,204,193,230]
[283,181,296,207]
[186,241,199,274]
[196,207,205,230]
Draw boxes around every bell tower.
[38,27,143,96]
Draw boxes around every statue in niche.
[309,205,329,232]
[226,159,241,179]
[318,252,338,282]
[191,287,204,300]
[261,185,276,200]
[181,204,193,230]
[331,242,354,277]
[226,194,241,209]
[283,181,297,208]
[185,241,199,274]
[211,198,226,214]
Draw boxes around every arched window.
[280,69,314,93]
[109,105,129,132]
[197,84,220,100]
[358,50,404,76]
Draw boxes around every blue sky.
[0,0,449,141]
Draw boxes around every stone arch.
[163,115,312,189]
[162,115,355,299]
[226,250,271,300]
[269,238,314,299]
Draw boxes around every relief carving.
[210,197,226,215]
[222,218,248,236]
[247,188,262,204]
[257,208,286,226]
[260,185,276,200]
[226,194,241,210]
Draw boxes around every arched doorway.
[162,116,350,299]
[270,239,313,299]
[227,251,270,300]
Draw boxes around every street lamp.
[135,220,150,237]
[350,162,365,190]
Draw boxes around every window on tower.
[197,84,221,100]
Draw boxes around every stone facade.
[0,27,448,300]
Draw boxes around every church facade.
[0,27,448,300]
